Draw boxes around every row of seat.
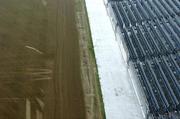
[121,18,180,61]
[110,0,180,28]
[108,0,180,118]
[157,112,180,119]
[135,54,180,115]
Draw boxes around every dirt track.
[0,0,86,118]
[52,0,86,118]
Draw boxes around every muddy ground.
[0,0,85,118]
[75,0,105,119]
[0,0,103,119]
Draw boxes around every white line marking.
[41,0,47,6]
[25,46,43,54]
[26,98,31,119]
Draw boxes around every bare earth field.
[0,0,84,118]
[0,0,103,119]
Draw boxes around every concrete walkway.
[85,0,144,118]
